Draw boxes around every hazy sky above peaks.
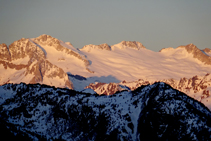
[0,0,211,51]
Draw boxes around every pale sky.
[0,0,211,51]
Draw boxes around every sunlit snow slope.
[80,43,211,82]
[0,35,211,91]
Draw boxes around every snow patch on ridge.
[12,56,30,65]
[80,44,211,82]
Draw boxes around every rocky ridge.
[0,43,11,61]
[179,44,211,65]
[81,41,145,52]
[33,34,94,73]
[0,82,211,140]
[86,73,211,109]
[1,35,211,103]
[0,35,149,88]
[116,41,146,50]
[159,44,211,65]
[203,48,211,57]
[33,34,91,67]
[204,48,211,53]
[82,43,111,52]
[85,82,129,95]
[0,36,74,89]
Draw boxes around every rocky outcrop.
[120,41,146,50]
[160,45,211,64]
[34,34,92,72]
[178,44,211,65]
[1,35,211,94]
[8,38,46,61]
[0,36,73,89]
[0,61,28,70]
[0,43,11,61]
[82,43,111,51]
[82,41,145,51]
[85,82,127,95]
[25,55,73,89]
[203,48,211,53]
[161,74,211,101]
[85,79,151,95]
[85,74,211,108]
[203,48,211,57]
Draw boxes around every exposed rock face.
[34,34,92,72]
[82,43,111,51]
[203,48,211,57]
[85,82,127,95]
[169,74,209,96]
[100,43,111,50]
[85,74,211,109]
[179,44,211,65]
[1,35,211,97]
[0,36,73,89]
[0,43,11,61]
[120,79,151,91]
[85,79,148,95]
[120,41,146,50]
[8,38,46,63]
[25,59,73,89]
[34,34,64,51]
[82,41,145,51]
[204,48,211,53]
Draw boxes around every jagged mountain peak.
[178,44,211,65]
[159,44,211,65]
[33,35,77,52]
[86,73,211,110]
[0,43,8,54]
[1,35,211,98]
[81,43,111,52]
[0,43,7,47]
[203,48,211,57]
[32,35,83,58]
[159,43,198,53]
[35,34,54,42]
[159,43,198,52]
[113,40,146,50]
[8,37,46,61]
[204,48,211,53]
[81,40,146,51]
[121,40,145,48]
[179,43,198,51]
[0,43,10,61]
[85,82,127,95]
[0,35,75,89]
[32,35,91,68]
[33,34,75,50]
[33,34,62,48]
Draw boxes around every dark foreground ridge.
[0,82,211,140]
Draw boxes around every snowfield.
[0,34,211,108]
[1,35,210,85]
[80,44,211,82]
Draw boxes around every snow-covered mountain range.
[0,34,211,109]
[0,82,211,140]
